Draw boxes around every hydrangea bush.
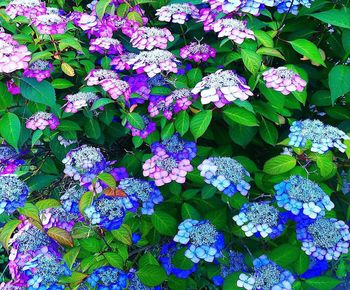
[0,0,350,289]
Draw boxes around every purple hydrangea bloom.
[0,146,24,175]
[125,115,156,139]
[89,37,124,55]
[130,27,174,50]
[212,19,255,45]
[180,42,216,63]
[23,60,53,82]
[156,3,199,24]
[25,112,60,131]
[5,0,46,20]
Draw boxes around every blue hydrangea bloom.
[0,175,29,214]
[274,175,334,219]
[117,178,163,215]
[288,119,349,154]
[296,217,350,260]
[198,157,250,197]
[275,0,314,14]
[299,256,328,279]
[212,251,247,286]
[241,0,274,15]
[341,171,350,195]
[86,266,128,290]
[60,184,85,215]
[159,241,198,279]
[127,268,161,290]
[173,219,225,263]
[151,133,197,161]
[233,202,287,239]
[237,255,295,289]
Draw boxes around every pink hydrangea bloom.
[5,0,46,20]
[63,92,99,113]
[111,52,137,70]
[131,27,174,50]
[156,3,199,24]
[180,42,216,62]
[23,60,53,82]
[197,8,218,32]
[26,112,60,131]
[100,79,131,100]
[89,37,124,54]
[85,69,119,86]
[121,20,140,37]
[32,13,67,34]
[212,19,255,44]
[262,67,307,95]
[6,79,21,95]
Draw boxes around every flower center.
[254,264,281,290]
[307,219,342,248]
[246,203,279,227]
[287,176,325,202]
[189,222,218,246]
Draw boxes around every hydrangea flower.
[86,266,128,290]
[296,217,350,260]
[275,0,314,14]
[237,255,295,290]
[240,0,275,15]
[174,219,225,263]
[39,207,77,232]
[198,157,250,197]
[299,256,328,279]
[85,69,119,86]
[127,49,179,77]
[62,145,108,185]
[180,42,216,63]
[0,32,31,73]
[130,27,174,50]
[23,60,53,82]
[274,175,334,219]
[125,115,156,139]
[203,0,274,15]
[111,52,138,71]
[26,112,60,131]
[5,0,46,20]
[63,92,99,113]
[6,79,21,95]
[159,241,198,278]
[89,37,124,55]
[143,150,193,186]
[197,8,218,32]
[32,13,67,35]
[125,74,151,104]
[57,135,77,147]
[233,202,286,238]
[117,178,163,215]
[262,67,306,95]
[0,146,24,175]
[100,79,131,101]
[192,69,253,107]
[288,119,350,154]
[155,3,199,24]
[70,12,98,32]
[148,89,197,120]
[212,19,255,45]
[60,184,85,215]
[0,175,29,214]
[212,251,247,286]
[23,253,71,290]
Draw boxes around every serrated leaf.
[151,211,177,236]
[0,112,21,149]
[268,244,300,266]
[47,227,74,247]
[36,199,61,211]
[91,98,114,110]
[127,11,143,24]
[190,110,212,140]
[175,111,190,136]
[20,78,56,107]
[310,9,350,29]
[223,106,259,127]
[305,276,341,290]
[111,224,132,245]
[137,265,167,287]
[294,252,309,275]
[256,47,285,60]
[328,65,350,104]
[241,49,262,75]
[187,68,203,88]
[79,191,93,215]
[127,113,145,130]
[289,39,326,67]
[104,252,124,269]
[0,219,21,250]
[18,203,40,222]
[98,173,116,188]
[96,0,111,19]
[51,79,74,89]
[61,62,75,77]
[63,247,80,269]
[259,119,278,145]
[263,155,296,175]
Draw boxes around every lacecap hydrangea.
[86,266,128,290]
[173,219,225,263]
[198,157,251,197]
[274,175,334,219]
[0,146,24,175]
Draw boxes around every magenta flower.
[197,8,218,32]
[63,92,99,113]
[100,79,131,101]
[40,207,76,232]
[121,20,141,37]
[89,37,124,55]
[156,3,199,24]
[180,42,216,63]
[143,149,193,186]
[85,69,119,86]
[26,112,60,131]
[6,79,21,95]
[111,52,137,70]
[32,13,67,34]
[212,19,255,44]
[5,0,46,20]
[70,12,98,31]
[0,32,31,73]
[262,67,307,95]
[131,27,174,50]
[23,60,53,82]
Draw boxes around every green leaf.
[0,219,21,250]
[79,191,93,215]
[36,199,61,211]
[172,248,195,270]
[259,119,278,145]
[18,203,40,222]
[30,51,53,63]
[223,106,259,127]
[97,173,116,188]
[47,227,74,247]
[187,68,203,88]
[104,252,124,269]
[256,47,285,60]
[289,39,326,66]
[137,265,167,287]
[241,49,262,75]
[263,155,296,175]
[328,65,350,104]
[60,272,87,284]
[20,78,56,107]
[127,113,145,130]
[175,111,190,136]
[64,247,80,269]
[310,90,332,107]
[79,237,104,253]
[85,119,101,139]
[181,203,201,220]
[253,30,274,48]
[51,79,74,89]
[229,123,257,147]
[310,9,350,29]
[161,122,175,140]
[111,224,132,246]
[190,110,212,140]
[294,252,309,275]
[127,11,143,25]
[117,3,129,17]
[96,0,111,19]
[31,130,43,147]
[91,98,114,110]
[58,120,82,131]
[150,86,172,95]
[305,277,341,290]
[0,112,21,149]
[0,82,13,111]
[268,244,300,266]
[223,272,242,290]
[59,37,83,52]
[151,211,177,236]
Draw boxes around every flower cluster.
[262,67,306,95]
[296,217,350,260]
[5,0,46,19]
[131,27,174,50]
[0,146,24,175]
[89,37,124,55]
[23,60,53,82]
[192,69,253,107]
[125,115,156,139]
[288,119,350,154]
[58,135,77,147]
[60,184,85,215]
[86,266,128,290]
[212,251,247,286]
[274,175,334,219]
[26,112,60,131]
[0,31,31,73]
[156,3,199,24]
[148,89,197,120]
[63,92,99,113]
[102,79,131,101]
[233,202,286,238]
[85,69,119,86]
[0,175,29,214]
[32,12,67,35]
[111,52,137,70]
[180,42,216,63]
[117,178,163,215]
[158,241,198,279]
[275,0,314,14]
[198,157,250,197]
[174,219,224,263]
[212,19,255,45]
[237,255,295,289]
[39,206,76,232]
